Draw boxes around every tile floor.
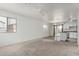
[0,37,78,56]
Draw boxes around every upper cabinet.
[63,19,77,32]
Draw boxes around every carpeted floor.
[0,37,78,56]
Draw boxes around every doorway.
[53,25,63,37]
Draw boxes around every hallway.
[0,37,78,56]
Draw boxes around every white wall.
[48,23,54,36]
[77,13,79,45]
[0,10,49,47]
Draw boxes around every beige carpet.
[0,38,78,56]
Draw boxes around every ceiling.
[0,3,78,23]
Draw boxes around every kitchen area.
[49,17,77,43]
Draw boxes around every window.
[8,17,16,32]
[0,16,16,33]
